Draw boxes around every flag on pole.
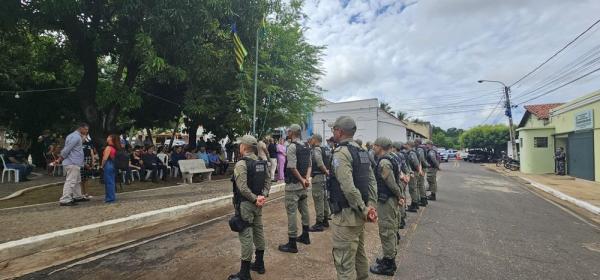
[232,23,248,72]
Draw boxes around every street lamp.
[322,119,326,139]
[478,79,518,159]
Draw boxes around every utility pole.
[503,86,518,159]
[322,119,326,139]
[252,28,259,136]
[478,80,518,159]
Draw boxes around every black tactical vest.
[328,142,371,214]
[426,148,437,166]
[375,156,400,200]
[232,157,268,203]
[311,146,332,176]
[408,150,421,171]
[285,141,311,183]
[417,146,430,168]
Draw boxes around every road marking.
[47,194,285,276]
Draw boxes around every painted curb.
[0,183,285,265]
[519,177,600,215]
[0,181,64,201]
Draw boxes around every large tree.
[460,124,509,154]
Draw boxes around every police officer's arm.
[314,147,328,174]
[428,151,440,169]
[333,148,370,217]
[306,149,312,178]
[263,167,271,197]
[380,159,404,199]
[409,153,420,174]
[367,164,378,208]
[286,143,305,182]
[234,161,257,203]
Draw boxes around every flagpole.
[252,28,259,136]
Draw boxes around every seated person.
[217,149,229,174]
[197,147,210,163]
[5,143,33,181]
[115,141,140,184]
[156,146,169,165]
[141,145,168,182]
[185,145,198,159]
[170,145,186,170]
[130,146,143,169]
[207,149,220,172]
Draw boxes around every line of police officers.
[228,116,440,280]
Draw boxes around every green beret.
[333,116,357,133]
[374,137,392,149]
[392,141,404,149]
[237,135,258,146]
[288,124,302,132]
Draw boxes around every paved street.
[21,161,600,280]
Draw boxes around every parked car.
[446,149,456,158]
[467,149,489,163]
[437,150,449,162]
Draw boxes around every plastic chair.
[157,153,171,177]
[1,154,20,183]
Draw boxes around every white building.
[309,98,407,144]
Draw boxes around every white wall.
[310,99,407,143]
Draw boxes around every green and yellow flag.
[231,23,248,72]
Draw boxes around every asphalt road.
[21,161,600,280]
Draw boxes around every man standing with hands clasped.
[369,137,404,276]
[328,116,378,280]
[308,133,331,232]
[229,135,270,280]
[278,124,312,253]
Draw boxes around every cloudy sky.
[301,0,600,129]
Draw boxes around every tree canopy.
[459,124,509,153]
[1,0,323,146]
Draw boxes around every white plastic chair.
[1,154,20,183]
[157,153,171,177]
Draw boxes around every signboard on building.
[574,110,593,131]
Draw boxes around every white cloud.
[302,0,600,129]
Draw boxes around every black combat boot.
[296,225,311,244]
[250,250,265,274]
[420,197,428,207]
[322,219,330,228]
[308,221,324,232]
[278,238,298,253]
[370,258,396,276]
[427,192,436,201]
[407,201,419,212]
[397,232,401,244]
[228,260,252,280]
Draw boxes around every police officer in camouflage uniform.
[425,140,440,201]
[278,124,312,253]
[329,116,378,280]
[414,138,429,206]
[308,134,331,232]
[392,141,410,229]
[369,137,405,276]
[405,141,422,212]
[229,135,271,280]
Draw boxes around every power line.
[510,18,600,87]
[138,89,182,108]
[516,66,600,105]
[480,99,503,125]
[399,101,500,112]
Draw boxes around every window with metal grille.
[533,137,548,148]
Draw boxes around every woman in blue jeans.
[101,135,119,203]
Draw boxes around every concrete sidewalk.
[486,164,600,218]
[0,179,235,243]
